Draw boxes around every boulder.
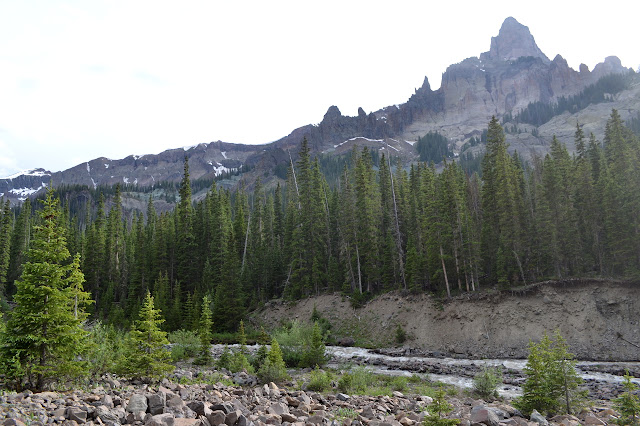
[128,394,148,413]
[148,393,166,415]
[146,413,175,426]
[529,410,548,426]
[207,411,227,426]
[470,405,500,426]
[67,407,88,424]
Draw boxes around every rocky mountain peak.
[481,17,549,63]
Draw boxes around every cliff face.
[1,17,636,205]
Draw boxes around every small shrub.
[350,367,377,393]
[473,367,502,400]
[613,371,640,426]
[168,329,200,362]
[300,322,327,368]
[395,324,407,345]
[423,389,460,426]
[85,322,128,378]
[257,338,289,384]
[338,373,353,393]
[390,376,408,392]
[307,366,332,392]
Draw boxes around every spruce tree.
[118,291,173,380]
[0,200,11,295]
[0,188,91,390]
[194,294,213,365]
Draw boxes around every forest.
[0,110,639,334]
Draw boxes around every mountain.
[1,17,637,205]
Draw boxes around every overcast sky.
[1,0,638,178]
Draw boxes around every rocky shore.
[0,367,625,426]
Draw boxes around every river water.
[325,346,640,398]
[211,344,640,399]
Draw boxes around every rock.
[391,391,404,399]
[232,372,257,387]
[128,394,149,413]
[267,402,289,416]
[146,413,175,426]
[207,411,227,426]
[486,407,509,420]
[174,419,201,426]
[3,420,26,426]
[211,403,234,415]
[187,402,207,417]
[167,394,185,409]
[307,414,326,424]
[338,337,355,347]
[224,410,240,426]
[67,407,88,424]
[583,413,605,425]
[529,410,548,426]
[470,405,500,426]
[101,395,114,409]
[281,413,298,423]
[500,419,529,426]
[361,406,375,419]
[148,393,166,415]
[336,394,350,401]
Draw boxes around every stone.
[486,407,509,420]
[224,410,240,426]
[391,391,404,399]
[146,413,175,426]
[101,395,114,409]
[211,404,234,415]
[174,419,201,426]
[307,414,325,424]
[500,418,529,426]
[68,407,88,424]
[281,413,298,423]
[167,395,185,409]
[529,410,548,426]
[188,402,207,417]
[361,406,375,419]
[337,337,355,347]
[148,393,167,415]
[3,420,26,426]
[207,411,227,426]
[128,394,149,413]
[336,394,350,402]
[470,405,500,426]
[267,402,289,416]
[583,414,605,426]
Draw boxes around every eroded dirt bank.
[251,279,640,361]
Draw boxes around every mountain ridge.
[1,17,636,205]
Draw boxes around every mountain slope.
[1,17,636,205]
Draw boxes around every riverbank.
[251,279,640,361]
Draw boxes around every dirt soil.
[250,279,640,361]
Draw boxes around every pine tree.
[118,291,173,380]
[614,372,640,426]
[258,338,288,384]
[515,331,585,416]
[194,294,213,365]
[0,188,92,390]
[301,321,326,368]
[0,200,12,295]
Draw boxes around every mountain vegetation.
[0,111,638,339]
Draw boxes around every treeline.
[0,110,639,332]
[507,71,637,126]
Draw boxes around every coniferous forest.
[0,111,639,334]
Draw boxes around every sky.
[1,0,639,178]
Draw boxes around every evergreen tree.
[614,372,640,426]
[194,294,213,365]
[0,200,11,295]
[7,198,31,295]
[118,291,173,380]
[515,331,585,416]
[301,321,327,368]
[0,188,91,390]
[258,338,288,384]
